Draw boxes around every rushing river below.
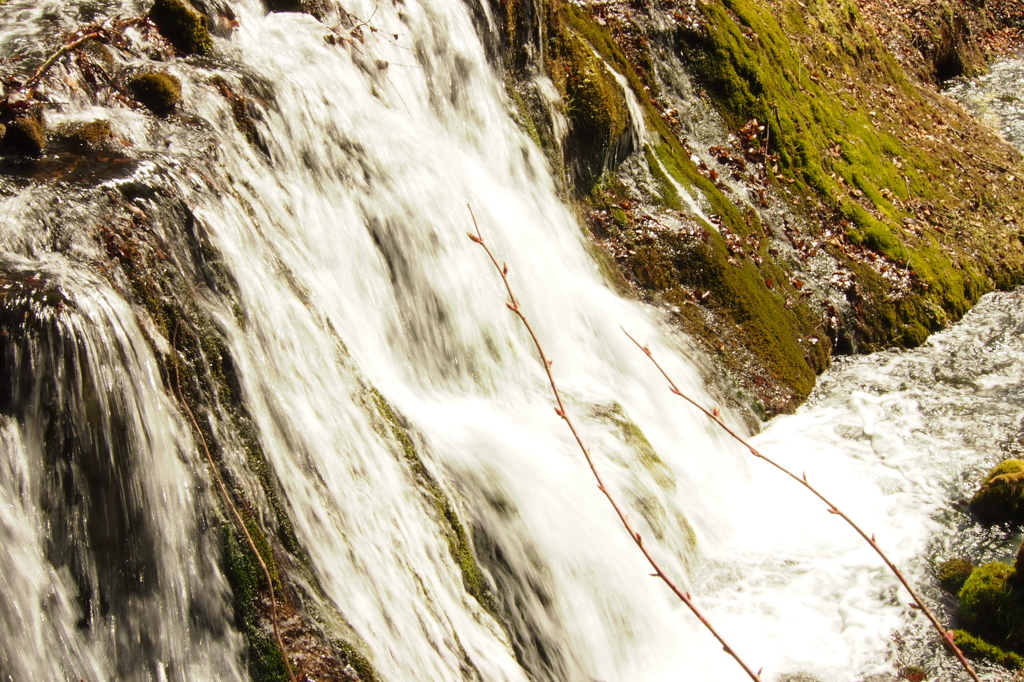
[714,59,1024,681]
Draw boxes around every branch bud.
[467,232,482,243]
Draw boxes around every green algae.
[593,402,675,489]
[368,388,497,619]
[223,522,289,682]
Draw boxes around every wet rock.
[263,0,326,17]
[958,562,1024,654]
[0,118,45,156]
[149,0,213,56]
[52,119,112,150]
[969,459,1024,524]
[937,557,975,593]
[129,73,182,117]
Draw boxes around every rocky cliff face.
[497,0,1024,415]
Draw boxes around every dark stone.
[53,119,112,149]
[149,0,213,55]
[129,73,183,117]
[0,118,45,156]
[969,460,1024,524]
[938,557,975,593]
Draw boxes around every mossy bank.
[498,0,1024,414]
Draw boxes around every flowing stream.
[1,0,1023,680]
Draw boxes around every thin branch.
[622,329,982,682]
[467,206,763,682]
[171,327,298,682]
[21,17,145,90]
[23,31,102,89]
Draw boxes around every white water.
[1,1,1021,681]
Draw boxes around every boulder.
[0,118,45,156]
[958,562,1024,653]
[969,459,1024,524]
[938,557,975,594]
[149,0,213,55]
[53,119,112,149]
[129,73,182,117]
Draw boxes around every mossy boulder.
[129,73,183,117]
[264,0,325,17]
[53,119,112,150]
[937,557,974,594]
[149,0,213,55]
[958,562,1024,653]
[546,5,631,189]
[0,118,45,156]
[969,460,1024,524]
[953,629,1024,670]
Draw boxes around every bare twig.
[22,17,145,90]
[171,327,298,682]
[467,207,763,682]
[23,31,102,90]
[623,329,982,682]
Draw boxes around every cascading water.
[1,1,1019,681]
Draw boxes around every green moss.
[674,0,1024,356]
[53,119,112,149]
[129,72,182,117]
[149,0,213,55]
[937,557,974,594]
[0,118,44,156]
[969,460,1024,524]
[983,460,1024,482]
[369,389,497,618]
[953,630,1024,670]
[592,402,675,489]
[223,523,289,682]
[548,14,629,188]
[958,562,1024,653]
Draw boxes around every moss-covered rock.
[958,561,1024,654]
[369,389,497,619]
[53,119,112,150]
[938,557,974,594]
[264,0,325,17]
[129,72,183,117]
[953,629,1024,670]
[149,0,213,56]
[545,4,632,190]
[0,118,45,156]
[969,459,1024,524]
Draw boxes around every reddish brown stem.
[622,329,981,682]
[467,207,763,682]
[21,17,145,90]
[171,328,298,682]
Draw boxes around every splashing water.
[1,0,1022,681]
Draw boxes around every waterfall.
[1,0,1011,680]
